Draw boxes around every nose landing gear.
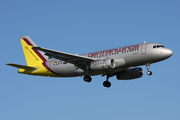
[146,63,152,75]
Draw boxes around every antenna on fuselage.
[144,41,146,43]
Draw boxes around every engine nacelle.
[114,58,126,68]
[116,67,143,80]
[90,59,115,71]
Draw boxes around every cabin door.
[141,44,146,54]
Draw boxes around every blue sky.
[1,0,180,120]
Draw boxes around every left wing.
[32,46,95,66]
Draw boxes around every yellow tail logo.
[19,36,58,77]
[6,36,59,77]
[20,36,48,67]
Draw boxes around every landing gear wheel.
[103,81,111,88]
[146,63,152,76]
[83,75,92,82]
[147,71,152,75]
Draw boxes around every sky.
[0,0,180,120]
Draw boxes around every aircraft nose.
[153,48,173,61]
[164,48,173,58]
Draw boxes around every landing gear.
[103,81,111,88]
[83,75,92,82]
[103,75,111,88]
[83,64,92,82]
[147,71,152,75]
[146,63,152,75]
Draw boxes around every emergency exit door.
[141,44,146,54]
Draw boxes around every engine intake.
[90,59,115,71]
[116,67,143,80]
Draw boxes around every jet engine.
[90,59,115,71]
[116,67,143,80]
[114,58,126,68]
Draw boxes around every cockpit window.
[160,45,165,48]
[153,45,165,48]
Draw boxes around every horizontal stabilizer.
[6,63,37,70]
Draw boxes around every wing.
[32,46,95,66]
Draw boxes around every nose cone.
[161,48,173,59]
[166,49,173,58]
[153,47,173,62]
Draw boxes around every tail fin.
[20,36,48,67]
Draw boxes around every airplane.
[6,36,173,88]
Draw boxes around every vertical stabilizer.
[20,36,48,67]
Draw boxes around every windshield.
[153,45,165,48]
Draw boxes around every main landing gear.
[83,64,112,87]
[83,75,92,82]
[103,75,111,88]
[146,63,152,75]
[83,65,92,82]
[83,74,112,88]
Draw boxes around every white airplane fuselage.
[7,36,173,88]
[46,43,172,77]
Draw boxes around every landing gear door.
[141,44,147,54]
